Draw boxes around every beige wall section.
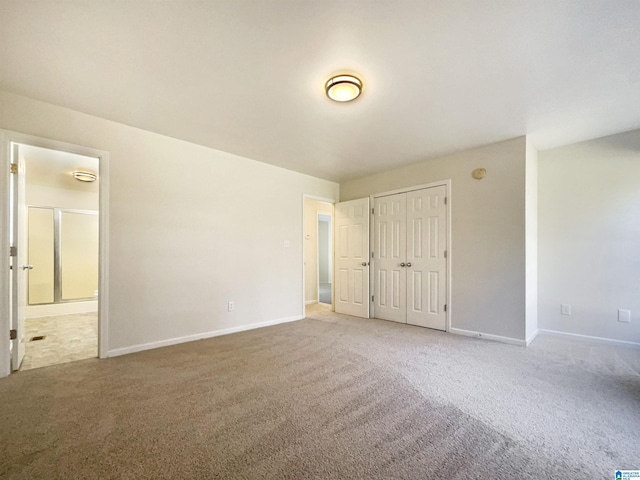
[341,137,527,341]
[27,184,99,211]
[0,91,339,353]
[525,139,538,343]
[27,207,55,304]
[538,129,640,344]
[304,199,333,304]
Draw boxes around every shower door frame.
[27,206,100,305]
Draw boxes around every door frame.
[301,194,335,315]
[0,130,110,377]
[369,179,452,330]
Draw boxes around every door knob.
[22,265,33,270]
[361,262,368,266]
[400,262,406,267]
[406,262,412,267]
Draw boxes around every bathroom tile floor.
[20,313,98,371]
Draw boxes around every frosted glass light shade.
[325,75,362,102]
[73,171,97,182]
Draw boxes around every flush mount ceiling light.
[73,171,97,182]
[325,74,362,102]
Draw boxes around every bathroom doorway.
[317,213,332,305]
[13,143,100,370]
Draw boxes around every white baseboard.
[26,300,98,318]
[537,329,640,347]
[526,329,539,346]
[305,300,318,305]
[107,315,305,357]
[449,327,526,346]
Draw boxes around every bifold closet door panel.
[373,193,407,323]
[406,186,447,330]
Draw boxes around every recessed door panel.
[373,193,406,323]
[338,268,349,303]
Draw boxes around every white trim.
[370,180,450,199]
[450,327,526,346]
[369,179,452,332]
[0,132,11,377]
[0,130,110,379]
[526,329,539,346]
[107,315,305,357]
[538,329,640,347]
[305,300,318,305]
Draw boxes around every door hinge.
[371,252,374,258]
[444,196,447,205]
[10,329,17,340]
[444,304,447,312]
[10,163,18,174]
[9,246,17,257]
[372,296,374,302]
[444,250,447,258]
[371,207,374,214]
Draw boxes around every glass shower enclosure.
[27,206,99,305]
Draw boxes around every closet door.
[406,186,447,330]
[373,193,406,323]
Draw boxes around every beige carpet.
[1,303,638,479]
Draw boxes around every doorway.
[1,131,109,377]
[317,213,332,305]
[303,197,334,315]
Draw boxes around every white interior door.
[373,193,406,323]
[406,186,447,330]
[10,143,26,370]
[334,198,369,318]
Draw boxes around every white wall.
[341,137,528,342]
[525,139,538,343]
[0,91,339,355]
[538,129,640,344]
[304,199,333,303]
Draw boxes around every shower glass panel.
[61,211,99,301]
[27,207,98,305]
[28,207,55,304]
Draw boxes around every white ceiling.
[21,144,99,193]
[1,1,639,182]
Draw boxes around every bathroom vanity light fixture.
[325,74,362,102]
[73,170,97,182]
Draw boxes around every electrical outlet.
[561,304,571,315]
[228,301,235,312]
[618,309,631,323]
[283,240,290,248]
